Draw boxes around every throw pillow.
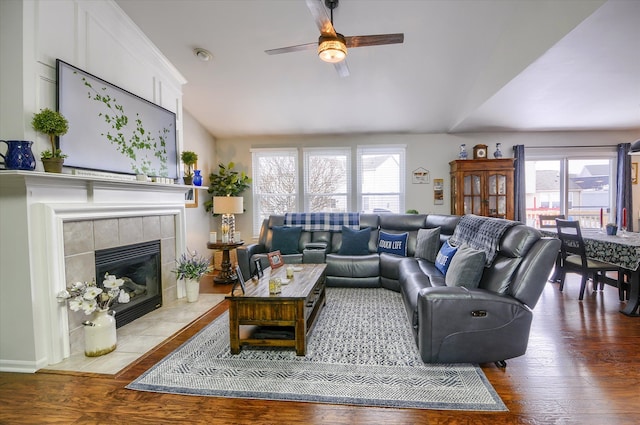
[414,227,441,262]
[338,226,371,255]
[445,244,486,289]
[271,226,302,255]
[377,231,409,256]
[435,240,458,275]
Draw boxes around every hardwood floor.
[1,274,639,425]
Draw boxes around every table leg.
[620,268,640,317]
[229,301,240,354]
[295,299,306,356]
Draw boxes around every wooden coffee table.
[226,263,327,356]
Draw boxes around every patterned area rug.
[127,287,507,411]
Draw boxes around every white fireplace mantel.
[0,171,192,372]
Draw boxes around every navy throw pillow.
[271,226,302,255]
[338,226,371,255]
[435,240,458,275]
[377,231,408,256]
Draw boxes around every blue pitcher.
[0,140,36,170]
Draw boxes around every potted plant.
[173,250,212,302]
[204,162,251,214]
[181,151,198,185]
[31,108,69,173]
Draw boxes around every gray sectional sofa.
[237,213,559,366]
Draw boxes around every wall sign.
[433,178,444,205]
[412,167,430,184]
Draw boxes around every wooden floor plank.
[1,274,640,424]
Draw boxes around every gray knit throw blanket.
[448,214,519,266]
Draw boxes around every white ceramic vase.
[83,308,117,357]
[185,278,200,302]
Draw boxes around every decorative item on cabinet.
[494,143,503,158]
[458,144,468,160]
[472,144,488,159]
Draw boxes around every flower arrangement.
[173,250,213,281]
[57,273,128,315]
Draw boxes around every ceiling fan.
[265,0,404,77]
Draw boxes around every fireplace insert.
[95,240,162,328]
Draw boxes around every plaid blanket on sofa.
[448,214,518,266]
[284,212,360,231]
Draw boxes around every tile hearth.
[43,294,225,375]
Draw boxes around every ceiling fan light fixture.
[318,34,347,63]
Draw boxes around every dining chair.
[540,214,565,282]
[555,219,619,300]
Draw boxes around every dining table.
[541,228,640,317]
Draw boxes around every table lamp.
[213,196,243,243]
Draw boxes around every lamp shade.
[629,139,640,155]
[213,196,243,214]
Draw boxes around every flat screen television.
[56,59,178,179]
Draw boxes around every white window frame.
[525,146,617,228]
[356,145,406,213]
[251,148,299,236]
[303,147,352,212]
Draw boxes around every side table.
[207,240,244,284]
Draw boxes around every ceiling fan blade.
[334,60,350,78]
[345,33,404,48]
[265,42,317,55]
[305,0,337,36]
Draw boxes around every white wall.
[182,109,216,254]
[0,0,187,372]
[215,129,640,240]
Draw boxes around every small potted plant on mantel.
[31,108,69,173]
[181,151,198,185]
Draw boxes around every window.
[525,149,616,229]
[251,145,406,236]
[251,149,298,235]
[357,145,406,213]
[303,148,351,212]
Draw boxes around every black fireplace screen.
[95,240,162,328]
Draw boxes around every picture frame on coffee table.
[232,265,246,295]
[268,250,283,269]
[254,259,264,278]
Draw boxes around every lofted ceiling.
[115,0,640,139]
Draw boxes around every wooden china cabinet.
[449,158,515,220]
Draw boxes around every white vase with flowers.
[57,273,127,357]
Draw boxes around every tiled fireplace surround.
[63,215,177,355]
[0,172,191,372]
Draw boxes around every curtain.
[513,145,526,223]
[616,143,632,231]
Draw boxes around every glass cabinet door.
[487,173,508,217]
[463,174,482,215]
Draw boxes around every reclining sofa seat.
[399,223,560,364]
